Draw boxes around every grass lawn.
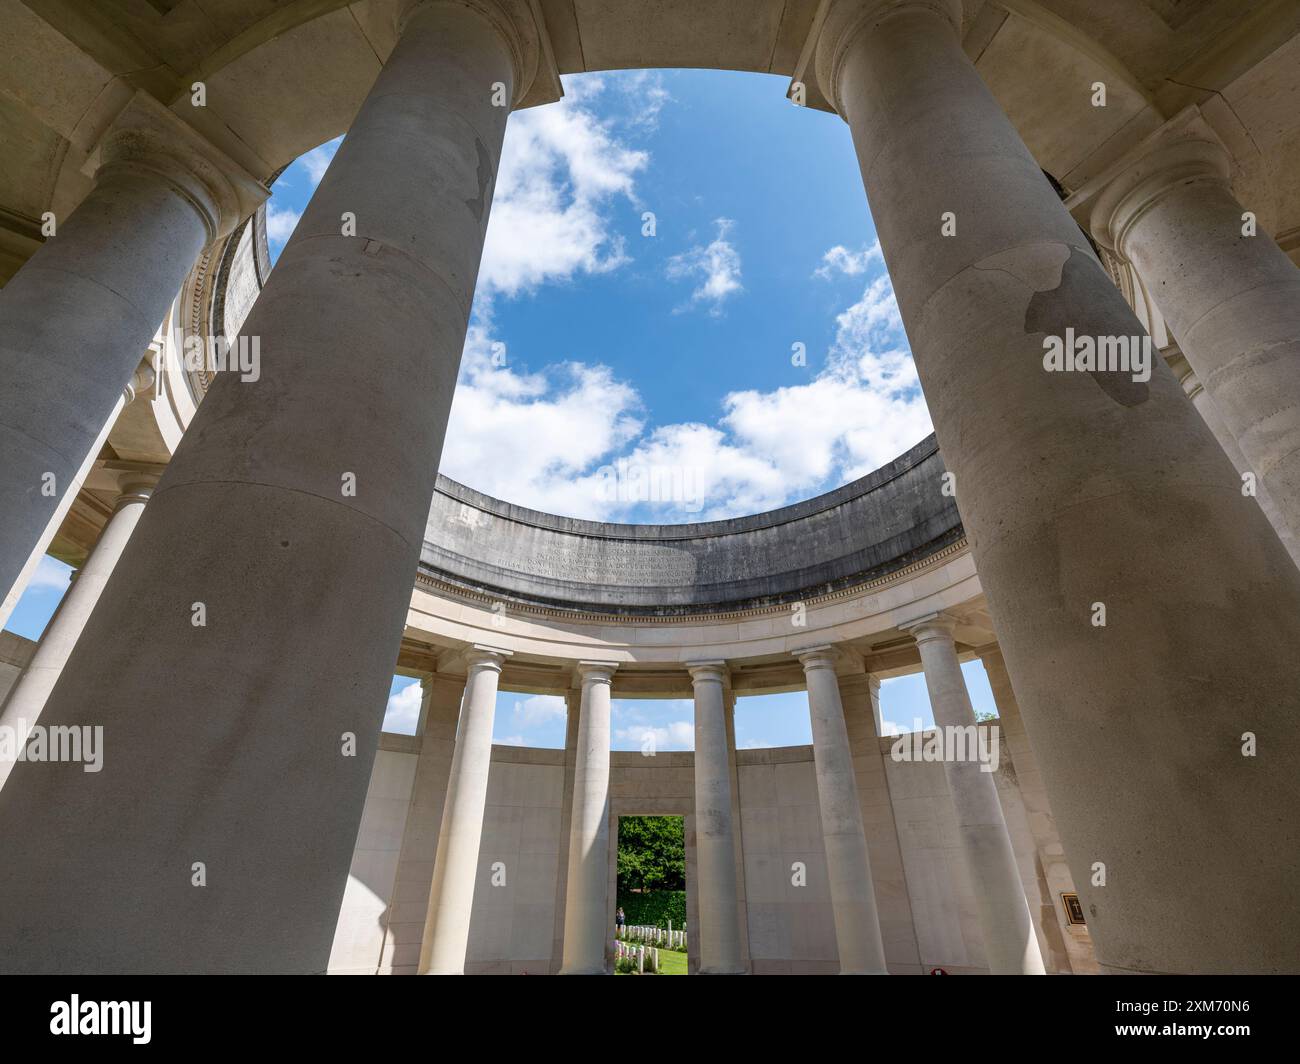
[614,947,689,976]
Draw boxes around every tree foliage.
[617,815,685,892]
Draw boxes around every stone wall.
[329,721,1092,974]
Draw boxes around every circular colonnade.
[0,0,1298,975]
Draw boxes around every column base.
[557,966,609,975]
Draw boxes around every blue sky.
[5,69,993,746]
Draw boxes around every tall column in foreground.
[0,471,158,794]
[797,648,888,975]
[0,0,547,973]
[419,647,509,974]
[0,360,158,631]
[0,91,264,612]
[901,618,1044,975]
[559,662,616,974]
[1091,114,1300,552]
[687,662,745,974]
[812,0,1300,972]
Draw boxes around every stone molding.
[800,0,962,117]
[88,91,268,243]
[413,535,970,625]
[1081,106,1233,258]
[395,0,560,109]
[686,661,729,684]
[574,661,618,684]
[898,610,959,646]
[794,644,839,672]
[464,644,511,672]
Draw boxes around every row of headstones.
[618,925,687,950]
[615,939,659,974]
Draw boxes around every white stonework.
[1,0,1298,976]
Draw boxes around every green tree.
[617,815,685,892]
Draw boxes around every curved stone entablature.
[420,436,961,616]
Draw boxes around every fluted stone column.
[0,91,264,613]
[419,647,509,974]
[902,617,1044,975]
[559,662,616,974]
[0,361,157,632]
[687,662,744,974]
[1092,113,1300,552]
[797,648,888,975]
[0,0,536,973]
[815,0,1300,973]
[0,471,158,794]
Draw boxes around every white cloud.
[440,248,931,521]
[616,70,672,131]
[300,138,340,185]
[26,555,72,592]
[513,695,566,727]
[666,217,742,315]
[478,76,647,298]
[814,239,883,279]
[264,204,300,248]
[441,324,645,518]
[383,681,422,734]
[613,721,695,751]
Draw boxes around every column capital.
[794,644,840,672]
[574,660,617,685]
[685,660,729,685]
[395,0,561,110]
[123,358,157,406]
[464,645,511,672]
[795,0,961,117]
[89,91,268,244]
[898,611,959,645]
[114,470,160,508]
[1085,106,1233,259]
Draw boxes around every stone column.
[902,616,1044,975]
[0,471,158,793]
[977,645,1095,974]
[559,662,616,974]
[796,648,888,975]
[1162,346,1300,566]
[1091,113,1300,552]
[0,0,540,973]
[687,662,744,974]
[375,673,464,974]
[0,360,156,632]
[419,647,509,974]
[0,91,264,612]
[815,0,1300,973]
[549,688,582,971]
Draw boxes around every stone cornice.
[87,91,268,243]
[413,535,970,625]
